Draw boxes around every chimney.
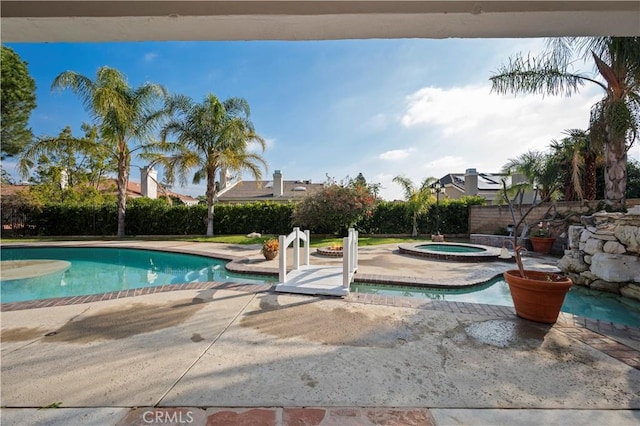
[464,168,478,196]
[273,170,283,197]
[60,169,68,190]
[219,167,229,190]
[141,166,158,199]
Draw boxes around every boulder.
[580,230,594,242]
[565,272,588,286]
[614,224,640,253]
[584,255,592,264]
[603,240,626,255]
[568,225,584,249]
[590,253,640,283]
[580,215,596,226]
[558,255,589,274]
[589,279,622,294]
[583,238,604,255]
[621,283,640,302]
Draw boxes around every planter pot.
[503,270,572,323]
[530,237,556,254]
[263,250,278,260]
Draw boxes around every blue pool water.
[352,277,640,327]
[0,247,274,303]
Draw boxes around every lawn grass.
[1,234,438,247]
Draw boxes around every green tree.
[16,125,117,203]
[549,129,603,201]
[502,150,561,202]
[392,176,436,237]
[491,37,640,210]
[627,159,640,199]
[1,46,37,159]
[147,94,266,236]
[52,66,168,236]
[0,166,15,184]
[292,184,375,236]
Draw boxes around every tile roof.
[217,179,325,202]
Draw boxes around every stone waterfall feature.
[558,206,640,302]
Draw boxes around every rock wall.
[558,206,640,302]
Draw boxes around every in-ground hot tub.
[398,242,510,262]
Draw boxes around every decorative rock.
[583,238,604,255]
[584,255,592,264]
[621,283,640,302]
[580,271,598,282]
[565,272,588,286]
[590,253,640,283]
[627,205,640,215]
[580,215,596,226]
[589,279,622,294]
[568,225,584,249]
[591,233,618,241]
[558,255,589,274]
[586,226,598,234]
[580,230,594,242]
[603,240,626,254]
[614,225,640,253]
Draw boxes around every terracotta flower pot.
[263,250,278,260]
[503,270,572,323]
[529,237,555,254]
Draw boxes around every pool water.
[417,244,486,253]
[352,277,640,327]
[0,247,274,303]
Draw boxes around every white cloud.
[361,113,390,132]
[379,148,414,161]
[424,155,466,172]
[366,82,604,200]
[144,52,158,62]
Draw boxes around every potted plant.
[529,221,556,254]
[503,248,572,323]
[501,181,572,323]
[261,238,279,260]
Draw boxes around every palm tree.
[549,129,603,201]
[52,66,168,236]
[502,150,560,203]
[491,37,640,210]
[392,176,436,237]
[148,94,267,236]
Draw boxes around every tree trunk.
[411,214,418,237]
[604,130,627,211]
[116,148,129,237]
[206,168,216,237]
[583,151,597,200]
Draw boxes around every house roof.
[0,184,30,197]
[217,179,325,202]
[0,181,198,205]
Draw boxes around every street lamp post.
[432,182,443,241]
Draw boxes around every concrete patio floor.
[1,240,639,425]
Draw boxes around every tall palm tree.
[392,176,436,237]
[491,37,640,210]
[148,94,267,236]
[52,66,168,236]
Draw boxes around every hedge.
[4,197,483,236]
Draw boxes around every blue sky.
[6,38,635,200]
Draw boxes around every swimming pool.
[352,277,640,327]
[0,247,274,303]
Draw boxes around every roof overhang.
[2,1,639,42]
